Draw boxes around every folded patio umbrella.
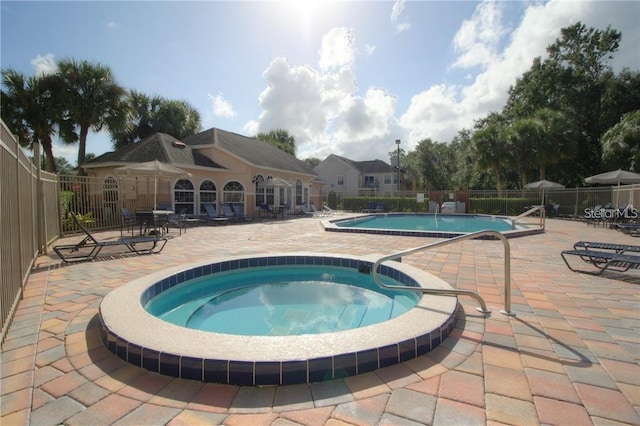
[116,160,192,210]
[585,169,640,207]
[524,180,565,205]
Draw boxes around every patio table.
[136,210,174,236]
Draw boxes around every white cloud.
[391,0,411,33]
[247,0,639,162]
[246,55,399,161]
[399,0,640,147]
[452,0,508,69]
[30,53,57,76]
[318,27,354,71]
[391,0,405,23]
[364,44,376,56]
[209,93,236,119]
[105,21,118,30]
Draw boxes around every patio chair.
[165,211,187,235]
[259,203,278,219]
[120,208,137,236]
[375,203,385,213]
[203,202,231,224]
[53,212,168,263]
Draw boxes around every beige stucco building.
[82,128,322,219]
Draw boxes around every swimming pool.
[326,213,542,238]
[145,266,419,336]
[99,253,459,385]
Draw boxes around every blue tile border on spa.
[99,254,459,386]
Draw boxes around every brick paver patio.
[1,216,639,425]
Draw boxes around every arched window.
[223,181,245,204]
[199,180,217,214]
[102,176,119,220]
[174,179,195,214]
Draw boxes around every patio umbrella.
[115,160,192,210]
[585,169,640,207]
[524,179,565,205]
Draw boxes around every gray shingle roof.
[88,133,224,168]
[183,128,315,175]
[332,154,393,173]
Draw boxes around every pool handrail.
[512,205,546,230]
[372,229,514,316]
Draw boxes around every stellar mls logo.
[584,204,638,220]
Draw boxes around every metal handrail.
[512,205,546,229]
[372,229,515,316]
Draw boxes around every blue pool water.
[335,214,514,233]
[145,266,419,336]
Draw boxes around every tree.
[601,110,640,171]
[472,114,510,196]
[543,22,621,177]
[54,58,128,175]
[110,92,202,149]
[414,139,454,190]
[533,108,576,180]
[503,22,622,183]
[1,69,61,172]
[303,157,321,168]
[449,128,477,189]
[152,100,201,140]
[505,117,543,188]
[256,129,296,156]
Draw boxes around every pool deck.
[1,215,639,425]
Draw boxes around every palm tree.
[152,99,201,140]
[602,109,640,171]
[110,92,201,149]
[533,108,575,180]
[256,129,296,156]
[110,91,161,149]
[1,69,61,172]
[505,117,543,188]
[54,58,127,174]
[472,120,509,196]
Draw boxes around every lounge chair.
[301,205,323,218]
[231,202,255,221]
[53,212,168,263]
[362,201,376,213]
[203,202,231,224]
[322,205,345,215]
[574,241,640,254]
[561,240,640,275]
[375,203,385,213]
[221,202,243,222]
[615,223,640,236]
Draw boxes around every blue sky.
[2,1,639,166]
